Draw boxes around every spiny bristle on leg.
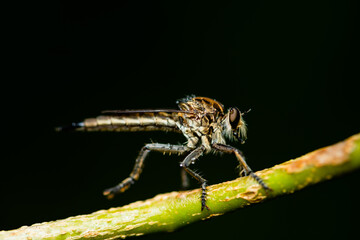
[249,171,271,191]
[201,182,210,211]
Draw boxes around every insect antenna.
[241,108,252,116]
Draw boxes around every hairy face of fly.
[224,107,247,143]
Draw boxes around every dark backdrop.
[3,1,359,239]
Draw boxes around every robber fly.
[57,96,269,211]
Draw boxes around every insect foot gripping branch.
[57,96,270,211]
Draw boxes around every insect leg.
[180,146,210,211]
[212,143,270,190]
[180,168,190,189]
[103,143,188,199]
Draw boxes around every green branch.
[2,133,360,240]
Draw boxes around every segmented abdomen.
[80,112,180,132]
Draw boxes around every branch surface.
[2,133,360,240]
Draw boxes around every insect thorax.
[176,96,229,152]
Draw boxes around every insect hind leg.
[103,143,188,199]
[180,168,190,189]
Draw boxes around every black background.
[3,0,360,239]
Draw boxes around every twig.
[1,133,359,240]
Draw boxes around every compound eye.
[229,107,241,130]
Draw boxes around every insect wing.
[101,109,191,115]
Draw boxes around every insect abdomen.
[79,113,179,132]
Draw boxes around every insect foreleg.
[212,143,270,191]
[103,143,188,199]
[180,146,210,211]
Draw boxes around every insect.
[57,96,269,211]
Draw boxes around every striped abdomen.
[72,112,181,132]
